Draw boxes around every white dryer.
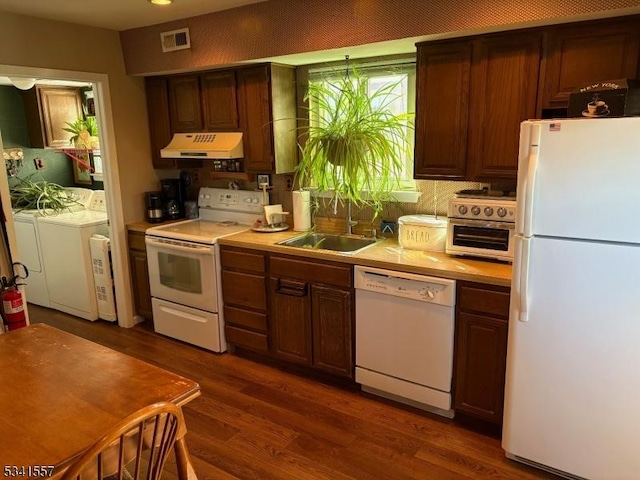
[37,190,109,321]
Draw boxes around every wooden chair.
[62,402,194,480]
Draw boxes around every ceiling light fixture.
[8,77,36,90]
[148,0,173,5]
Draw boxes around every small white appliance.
[145,187,264,352]
[37,190,109,320]
[354,266,456,417]
[90,234,116,322]
[503,117,640,480]
[446,191,517,262]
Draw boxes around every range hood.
[160,132,243,159]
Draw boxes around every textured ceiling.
[0,0,267,31]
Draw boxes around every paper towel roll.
[292,190,311,231]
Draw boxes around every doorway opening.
[0,65,135,328]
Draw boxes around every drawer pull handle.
[275,279,308,297]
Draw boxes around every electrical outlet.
[192,170,199,183]
[33,158,45,170]
[285,175,293,191]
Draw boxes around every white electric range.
[145,187,265,352]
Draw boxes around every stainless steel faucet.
[346,200,358,235]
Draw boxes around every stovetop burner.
[455,188,516,200]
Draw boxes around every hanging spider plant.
[295,63,414,219]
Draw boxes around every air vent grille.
[161,28,191,53]
[193,133,216,143]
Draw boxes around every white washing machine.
[12,188,94,308]
[37,190,109,321]
[14,210,49,307]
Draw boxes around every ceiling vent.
[160,28,191,53]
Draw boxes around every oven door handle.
[145,236,215,254]
[449,219,515,230]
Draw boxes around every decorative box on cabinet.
[236,64,297,174]
[453,281,510,425]
[269,255,353,379]
[127,230,152,320]
[23,86,83,148]
[220,246,269,353]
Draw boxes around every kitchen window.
[306,60,417,192]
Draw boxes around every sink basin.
[277,233,380,254]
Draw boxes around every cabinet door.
[269,277,312,366]
[237,65,275,173]
[414,41,471,179]
[540,18,640,108]
[168,75,203,132]
[467,32,541,181]
[454,312,508,424]
[144,77,176,169]
[24,87,83,148]
[311,285,353,378]
[201,71,239,130]
[129,249,152,320]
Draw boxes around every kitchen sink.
[277,233,380,254]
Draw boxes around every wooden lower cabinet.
[453,281,510,425]
[127,231,152,320]
[220,246,269,353]
[220,250,355,380]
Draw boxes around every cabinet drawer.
[270,256,351,288]
[225,325,269,352]
[221,248,266,273]
[128,232,146,251]
[224,306,267,332]
[457,282,510,319]
[222,271,267,310]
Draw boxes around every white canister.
[397,215,447,252]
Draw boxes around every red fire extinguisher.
[1,263,29,332]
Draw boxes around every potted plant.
[295,63,414,220]
[62,116,99,148]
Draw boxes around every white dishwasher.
[355,265,456,418]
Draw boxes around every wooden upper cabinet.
[168,75,203,132]
[467,31,541,181]
[23,86,83,148]
[414,40,471,180]
[540,17,640,109]
[201,71,239,130]
[237,64,297,174]
[144,77,175,169]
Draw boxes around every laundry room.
[0,79,115,324]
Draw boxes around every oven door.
[145,236,218,312]
[446,219,514,261]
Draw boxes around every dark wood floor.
[27,305,559,480]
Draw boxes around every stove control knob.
[484,206,494,217]
[497,207,507,218]
[458,205,468,215]
[471,206,481,216]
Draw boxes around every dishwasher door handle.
[275,278,308,297]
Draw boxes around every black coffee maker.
[145,191,164,223]
[160,179,185,220]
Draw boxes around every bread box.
[398,215,447,252]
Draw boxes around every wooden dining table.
[0,323,201,478]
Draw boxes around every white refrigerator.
[503,117,640,480]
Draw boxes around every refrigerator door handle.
[517,237,531,322]
[520,150,538,237]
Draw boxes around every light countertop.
[218,230,512,287]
